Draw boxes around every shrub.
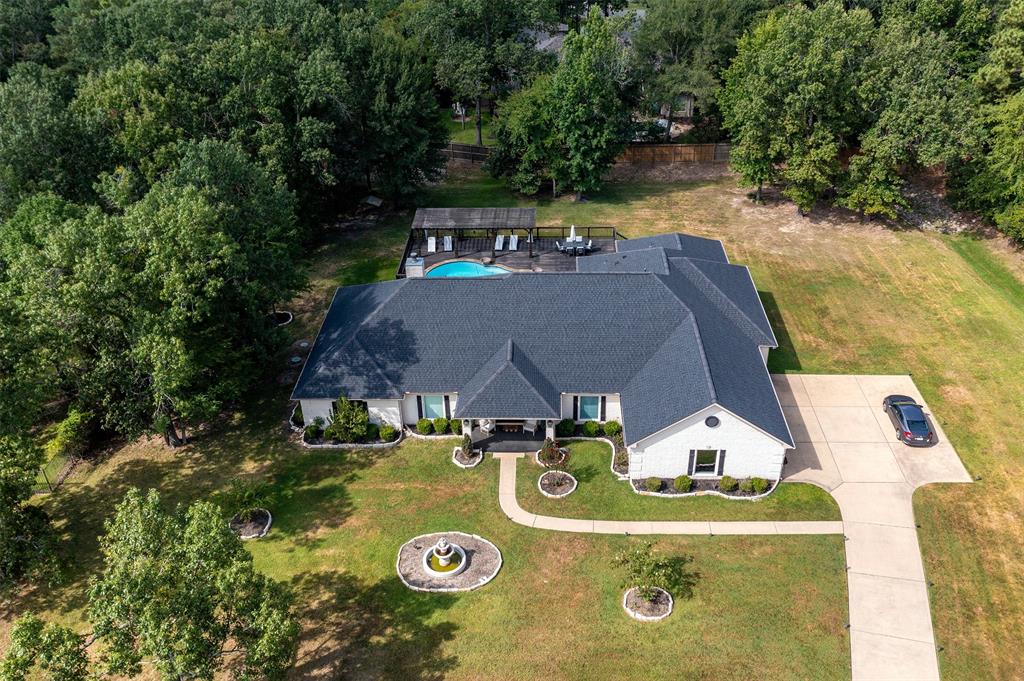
[673,475,692,493]
[614,451,629,469]
[47,408,94,460]
[226,479,275,521]
[304,416,326,441]
[718,475,738,492]
[332,397,369,442]
[416,418,433,435]
[581,420,601,437]
[380,424,398,442]
[539,438,562,465]
[602,420,622,437]
[751,477,770,494]
[451,419,463,435]
[555,418,575,438]
[432,417,449,434]
[364,423,380,442]
[738,478,754,493]
[322,422,339,441]
[291,403,304,426]
[645,477,662,493]
[461,433,473,457]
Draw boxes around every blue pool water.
[426,261,511,278]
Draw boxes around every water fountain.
[422,536,467,577]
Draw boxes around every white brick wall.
[627,405,787,480]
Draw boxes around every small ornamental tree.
[614,541,693,602]
[539,438,562,465]
[461,433,474,457]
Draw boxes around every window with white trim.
[422,395,445,419]
[693,449,720,475]
[578,395,600,420]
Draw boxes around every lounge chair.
[443,235,453,252]
[555,240,564,254]
[585,239,593,252]
[427,236,436,253]
[509,234,519,251]
[494,234,504,251]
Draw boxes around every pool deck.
[403,235,618,276]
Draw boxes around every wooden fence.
[443,141,730,166]
[618,143,730,165]
[442,142,491,163]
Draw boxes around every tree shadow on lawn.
[289,570,457,681]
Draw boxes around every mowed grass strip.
[516,441,840,522]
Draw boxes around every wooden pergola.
[411,207,540,258]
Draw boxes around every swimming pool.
[426,261,511,278]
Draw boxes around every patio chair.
[494,234,504,251]
[509,234,519,251]
[479,419,494,434]
[523,420,537,435]
[443,235,453,252]
[427,236,436,253]
[585,239,593,252]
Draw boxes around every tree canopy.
[0,488,299,681]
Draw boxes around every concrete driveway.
[777,374,972,681]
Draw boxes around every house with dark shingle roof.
[292,232,793,481]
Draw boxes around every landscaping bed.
[538,470,577,498]
[229,508,272,540]
[453,446,483,468]
[623,587,673,621]
[633,476,775,498]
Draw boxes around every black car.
[883,395,936,447]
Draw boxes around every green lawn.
[443,111,495,145]
[11,167,1024,679]
[516,441,840,521]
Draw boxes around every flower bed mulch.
[631,477,775,497]
[454,447,482,467]
[229,508,272,540]
[539,470,576,497]
[624,587,672,620]
[303,434,399,446]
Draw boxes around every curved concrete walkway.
[496,453,844,535]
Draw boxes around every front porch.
[469,419,547,453]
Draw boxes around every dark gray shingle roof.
[615,233,728,262]
[292,235,791,447]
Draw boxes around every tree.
[633,0,763,141]
[550,8,633,200]
[722,2,875,212]
[329,396,370,443]
[974,0,1024,95]
[487,75,562,194]
[0,0,60,77]
[614,540,695,602]
[0,489,299,681]
[419,0,556,144]
[838,19,980,218]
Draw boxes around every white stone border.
[538,470,577,498]
[288,403,303,433]
[396,532,503,593]
[452,447,484,469]
[231,508,273,540]
[404,427,462,440]
[421,543,468,577]
[273,310,294,326]
[533,447,568,467]
[622,587,673,622]
[631,479,778,501]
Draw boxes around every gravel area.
[397,532,502,592]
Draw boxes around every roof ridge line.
[670,258,771,344]
[458,341,559,415]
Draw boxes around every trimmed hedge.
[416,418,433,435]
[432,417,449,434]
[718,475,738,492]
[380,424,398,442]
[555,418,575,438]
[602,420,622,437]
[673,475,692,492]
[738,478,754,493]
[451,419,463,435]
[645,477,662,492]
[581,420,601,437]
[751,477,770,494]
